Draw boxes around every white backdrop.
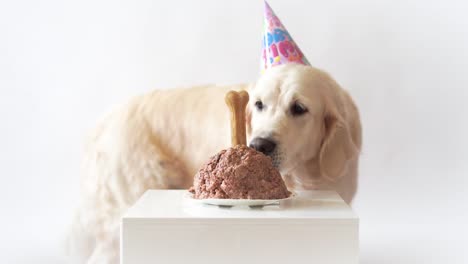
[1,0,467,263]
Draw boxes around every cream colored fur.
[68,64,361,263]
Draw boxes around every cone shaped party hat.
[261,1,310,72]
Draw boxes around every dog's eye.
[255,100,264,111]
[291,102,308,116]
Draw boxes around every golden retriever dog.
[68,63,362,263]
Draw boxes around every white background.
[1,0,467,263]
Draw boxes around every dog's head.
[247,63,357,181]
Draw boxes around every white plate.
[185,191,295,207]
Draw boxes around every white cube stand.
[121,190,358,264]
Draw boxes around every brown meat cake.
[189,145,291,199]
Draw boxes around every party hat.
[261,1,310,72]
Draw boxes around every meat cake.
[189,145,291,200]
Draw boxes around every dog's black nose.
[249,137,277,155]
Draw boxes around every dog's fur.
[68,64,361,263]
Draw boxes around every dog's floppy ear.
[319,104,358,181]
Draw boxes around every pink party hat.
[261,1,310,72]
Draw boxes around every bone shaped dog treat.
[225,90,249,146]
